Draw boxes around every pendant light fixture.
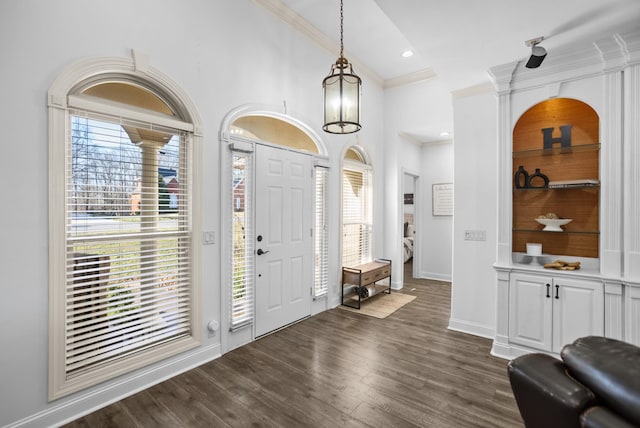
[322,0,362,134]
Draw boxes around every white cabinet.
[509,273,604,353]
[509,273,553,351]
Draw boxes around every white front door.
[255,144,313,337]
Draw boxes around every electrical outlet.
[203,231,215,245]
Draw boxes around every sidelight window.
[342,148,373,267]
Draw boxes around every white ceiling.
[263,0,640,142]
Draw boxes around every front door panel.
[255,145,312,337]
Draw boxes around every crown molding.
[452,81,496,99]
[384,68,437,89]
[398,131,423,145]
[487,62,519,94]
[398,131,453,146]
[617,27,640,65]
[253,0,384,87]
[507,43,604,92]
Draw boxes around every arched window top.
[343,145,371,166]
[231,115,318,153]
[47,55,202,131]
[80,81,175,116]
[344,148,364,163]
[222,105,326,157]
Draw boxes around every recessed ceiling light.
[401,50,414,58]
[440,131,450,137]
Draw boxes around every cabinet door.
[509,273,553,351]
[552,277,604,353]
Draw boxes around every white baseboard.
[419,271,452,282]
[447,318,494,339]
[7,343,222,428]
[490,339,558,361]
[490,341,515,360]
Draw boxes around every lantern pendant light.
[322,0,362,134]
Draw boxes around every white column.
[599,64,624,277]
[620,29,640,344]
[140,141,163,313]
[491,268,512,358]
[604,281,623,340]
[488,63,517,356]
[624,62,640,280]
[488,62,518,266]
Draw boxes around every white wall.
[449,90,498,339]
[419,142,453,281]
[0,1,386,426]
[383,79,454,287]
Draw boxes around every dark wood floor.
[64,262,523,427]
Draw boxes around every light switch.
[464,230,486,241]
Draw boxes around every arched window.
[48,57,202,399]
[342,146,373,267]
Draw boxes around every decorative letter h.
[542,125,572,149]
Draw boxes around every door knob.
[257,248,270,255]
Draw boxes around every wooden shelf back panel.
[513,188,599,231]
[513,98,599,152]
[512,230,599,258]
[513,150,599,183]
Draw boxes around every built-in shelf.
[513,228,600,235]
[513,184,600,191]
[511,98,600,259]
[513,143,600,158]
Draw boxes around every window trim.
[48,54,203,400]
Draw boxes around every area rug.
[339,292,416,319]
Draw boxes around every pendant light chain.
[339,0,344,59]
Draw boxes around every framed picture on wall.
[432,183,453,216]
[404,193,414,205]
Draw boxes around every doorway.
[223,108,327,350]
[403,171,419,280]
[254,144,313,337]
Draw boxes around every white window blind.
[65,111,191,378]
[230,152,254,330]
[314,167,329,298]
[342,166,372,267]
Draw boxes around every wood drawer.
[343,261,391,286]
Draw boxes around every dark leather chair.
[507,336,640,428]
